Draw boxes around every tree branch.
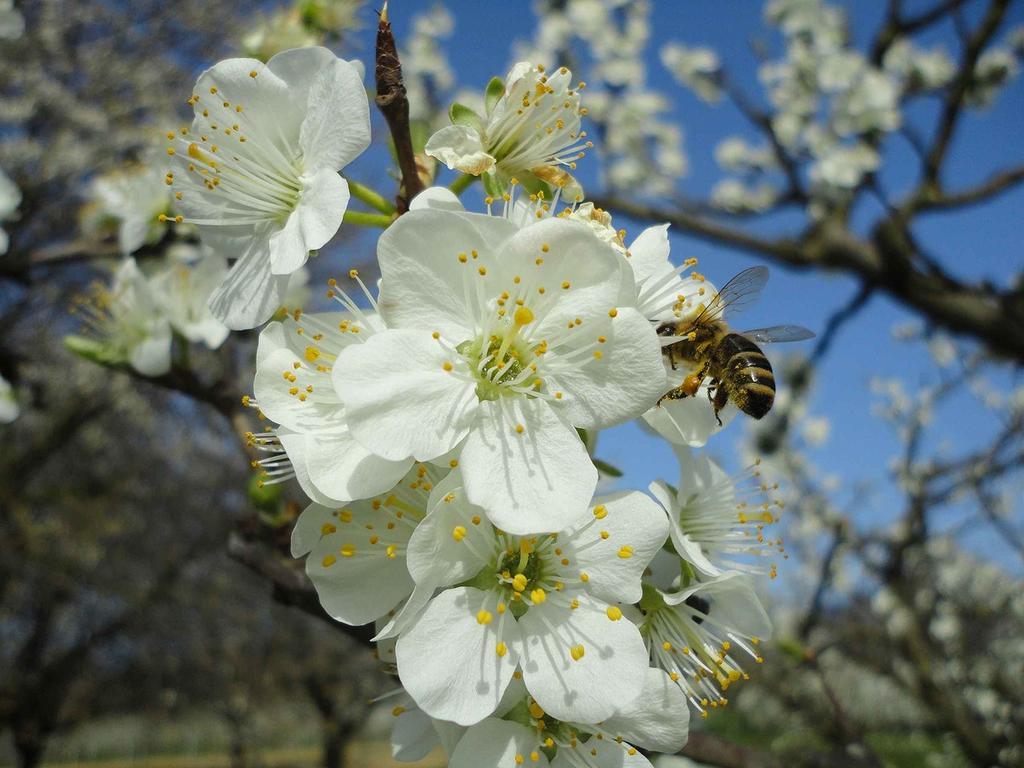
[916,163,1024,212]
[375,2,425,213]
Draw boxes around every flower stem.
[449,173,478,196]
[347,179,396,214]
[343,210,394,228]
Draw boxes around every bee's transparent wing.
[693,266,770,324]
[740,325,816,344]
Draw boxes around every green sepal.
[449,102,484,132]
[593,458,623,478]
[776,636,809,663]
[485,76,506,112]
[249,474,283,513]
[482,172,505,198]
[64,335,124,368]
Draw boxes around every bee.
[657,266,814,424]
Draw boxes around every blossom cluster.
[660,0,1024,214]
[129,44,790,765]
[55,22,792,764]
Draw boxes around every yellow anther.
[530,588,547,604]
[304,346,320,362]
[570,644,585,661]
[321,555,336,568]
[340,544,356,557]
[496,641,508,657]
[443,361,453,372]
[452,525,467,542]
[618,545,634,559]
[608,308,618,318]
[529,701,545,719]
[476,609,493,625]
[391,706,405,717]
[321,523,337,535]
[606,606,623,621]
[515,423,525,434]
[512,573,528,592]
[514,305,534,325]
[593,505,608,519]
[600,530,609,540]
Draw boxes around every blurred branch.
[678,733,781,768]
[226,532,376,647]
[915,163,1024,212]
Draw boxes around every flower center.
[167,81,304,228]
[458,304,543,401]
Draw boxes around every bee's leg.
[711,383,728,427]
[658,364,709,406]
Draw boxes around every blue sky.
[339,1,1024,573]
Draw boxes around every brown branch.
[919,0,1011,193]
[679,733,781,768]
[226,532,376,647]
[375,2,425,213]
[916,163,1024,212]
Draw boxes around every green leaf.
[484,75,506,112]
[776,636,809,663]
[593,458,623,478]
[448,102,484,132]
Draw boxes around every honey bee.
[657,266,814,424]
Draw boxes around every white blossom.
[333,206,666,533]
[425,62,591,196]
[809,142,880,190]
[650,446,784,580]
[0,167,19,255]
[0,0,24,39]
[445,667,689,768]
[711,179,780,213]
[0,372,18,423]
[67,258,172,377]
[883,39,956,91]
[640,573,772,717]
[148,246,230,348]
[395,475,669,725]
[661,44,721,103]
[251,304,412,505]
[168,47,371,329]
[87,162,174,255]
[966,48,1020,108]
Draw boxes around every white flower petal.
[626,224,671,284]
[642,384,736,447]
[425,124,496,176]
[208,236,290,330]
[460,398,596,535]
[376,209,517,340]
[299,57,371,170]
[551,739,653,768]
[304,429,413,502]
[390,705,438,763]
[450,719,548,768]
[396,586,522,725]
[304,500,414,626]
[496,217,626,342]
[406,471,493,587]
[268,170,348,275]
[649,480,718,577]
[279,429,347,507]
[549,306,666,430]
[665,572,773,641]
[336,329,479,461]
[409,186,467,212]
[562,491,669,604]
[518,592,648,723]
[601,668,690,754]
[128,322,172,376]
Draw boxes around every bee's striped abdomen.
[714,333,776,419]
